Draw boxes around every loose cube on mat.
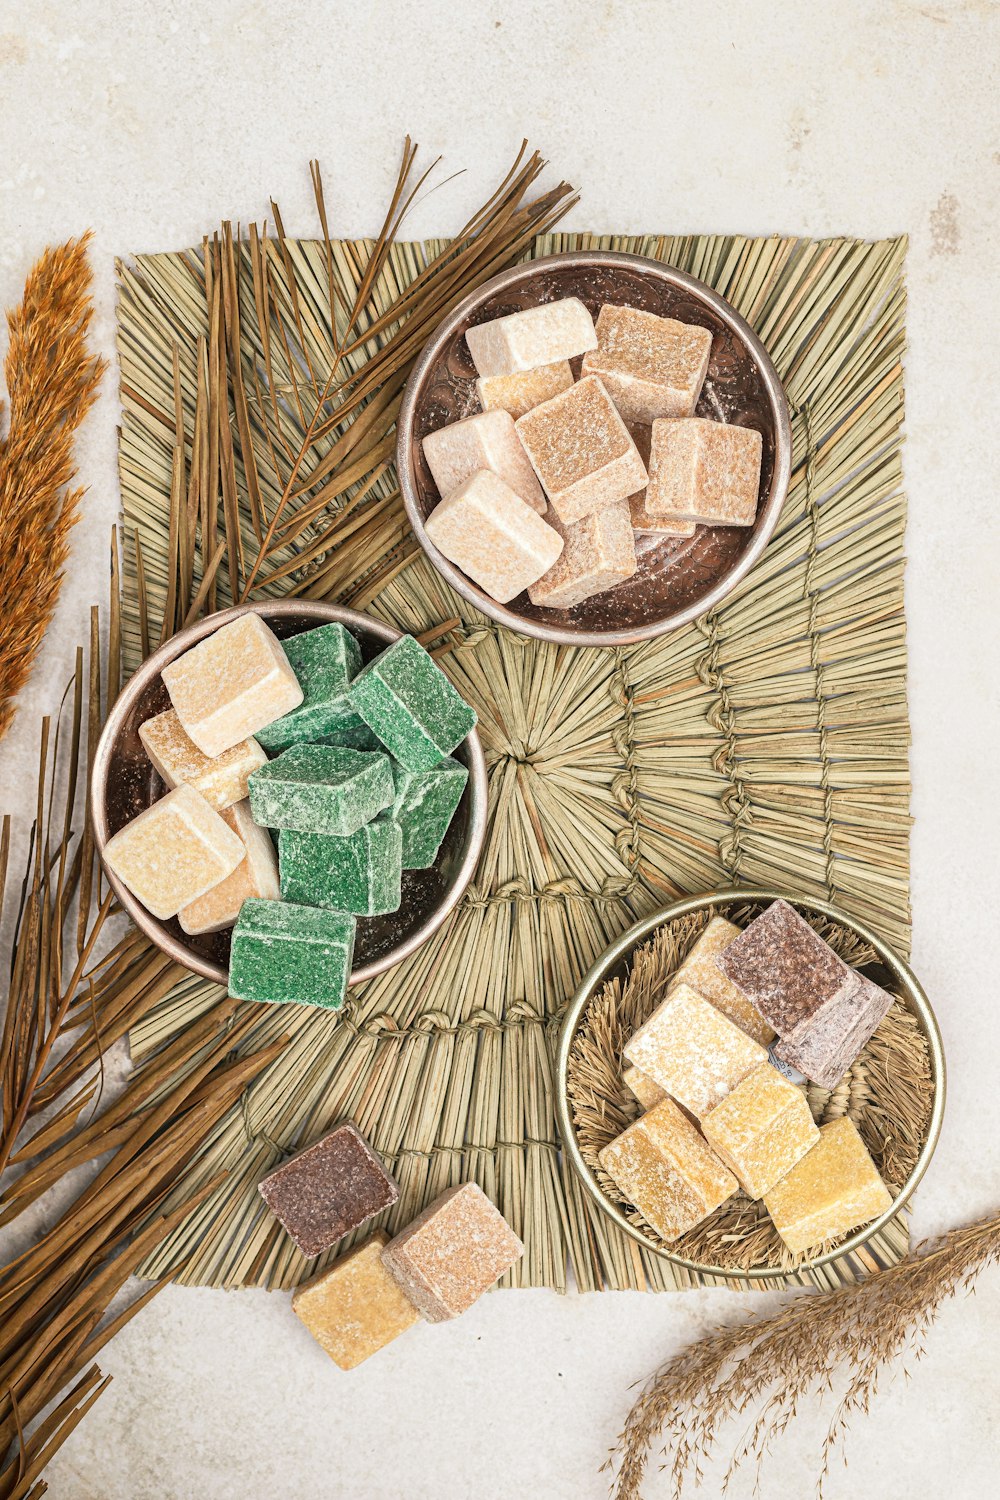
[702,1065,819,1199]
[515,375,647,524]
[623,982,768,1118]
[102,784,244,921]
[773,973,893,1091]
[256,623,364,754]
[292,1231,420,1370]
[391,756,468,868]
[179,798,280,935]
[248,744,393,837]
[381,1182,523,1323]
[161,613,302,758]
[581,305,712,424]
[258,1122,398,1256]
[279,818,403,917]
[349,634,477,773]
[598,1096,737,1242]
[465,296,597,378]
[527,499,637,610]
[228,898,356,1010]
[422,409,545,513]
[762,1116,893,1255]
[623,1065,665,1112]
[646,417,762,528]
[425,470,563,603]
[138,707,266,811]
[476,360,573,420]
[670,916,775,1046]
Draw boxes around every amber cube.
[623,1065,665,1112]
[598,1096,736,1242]
[477,360,574,420]
[515,376,647,524]
[258,1123,398,1257]
[670,916,775,1046]
[581,305,712,424]
[381,1183,523,1323]
[292,1231,420,1370]
[702,1065,819,1198]
[646,417,762,527]
[623,982,768,1118]
[763,1117,893,1255]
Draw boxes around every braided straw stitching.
[696,610,751,880]
[801,401,839,901]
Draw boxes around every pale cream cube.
[647,418,763,528]
[425,470,563,604]
[138,707,266,811]
[623,982,768,1118]
[465,297,597,378]
[582,306,712,423]
[161,613,303,758]
[516,376,647,524]
[476,361,573,420]
[528,501,637,610]
[179,799,280,934]
[102,784,245,921]
[422,409,545,514]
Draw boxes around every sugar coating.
[349,635,477,773]
[702,1064,819,1199]
[279,818,403,917]
[716,900,856,1038]
[102,784,245,920]
[671,917,775,1045]
[138,707,266,810]
[623,420,696,537]
[248,744,393,837]
[161,613,303,758]
[465,296,597,378]
[179,799,280,934]
[646,417,762,527]
[476,360,573,420]
[256,623,364,754]
[773,973,893,1091]
[425,470,563,603]
[317,721,382,752]
[381,1182,523,1323]
[391,756,468,869]
[623,1065,665,1112]
[228,897,356,1009]
[516,376,648,524]
[623,982,768,1118]
[763,1116,893,1255]
[422,409,545,513]
[599,1096,737,1242]
[528,499,637,610]
[259,1123,399,1256]
[581,305,712,424]
[292,1232,420,1370]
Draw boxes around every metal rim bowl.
[555,888,946,1281]
[398,250,792,649]
[90,601,488,988]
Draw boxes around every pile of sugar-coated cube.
[421,298,763,610]
[102,613,476,1011]
[600,901,895,1257]
[256,1122,523,1369]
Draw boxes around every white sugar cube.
[139,707,266,810]
[425,470,563,604]
[422,410,545,513]
[465,297,597,378]
[102,784,245,920]
[178,799,280,934]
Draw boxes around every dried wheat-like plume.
[0,235,105,741]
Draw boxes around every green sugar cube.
[348,634,477,773]
[316,721,382,753]
[228,898,355,1009]
[279,818,403,916]
[256,623,364,753]
[391,757,469,868]
[248,744,393,836]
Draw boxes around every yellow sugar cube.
[102,784,244,920]
[292,1232,420,1370]
[763,1117,893,1255]
[623,1065,665,1111]
[476,360,574,420]
[139,707,266,811]
[670,916,775,1045]
[599,1097,736,1242]
[623,982,768,1118]
[527,500,637,610]
[161,613,303,758]
[702,1065,819,1198]
[178,799,280,935]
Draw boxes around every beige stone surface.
[669,916,775,1046]
[292,1232,421,1370]
[516,375,647,523]
[381,1183,524,1323]
[178,798,280,934]
[465,296,596,377]
[702,1064,819,1199]
[425,469,563,602]
[101,784,245,920]
[161,613,303,757]
[763,1117,893,1255]
[599,1096,737,1242]
[624,983,768,1118]
[528,499,636,609]
[476,360,573,419]
[582,305,712,423]
[646,416,762,527]
[138,707,266,810]
[421,408,545,512]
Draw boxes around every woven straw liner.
[116,229,911,1292]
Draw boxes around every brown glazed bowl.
[90,601,488,987]
[398,250,792,648]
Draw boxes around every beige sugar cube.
[623,1065,665,1112]
[647,418,763,528]
[102,784,244,920]
[702,1065,819,1198]
[178,799,280,934]
[516,376,648,524]
[465,296,597,378]
[670,916,775,1046]
[599,1096,736,1242]
[292,1231,420,1371]
[138,707,266,811]
[581,305,713,424]
[425,470,563,604]
[762,1117,893,1255]
[528,500,637,610]
[381,1183,524,1323]
[476,360,574,420]
[422,409,545,514]
[624,421,696,537]
[623,983,768,1118]
[162,613,303,758]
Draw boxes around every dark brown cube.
[715,899,853,1037]
[258,1123,398,1256]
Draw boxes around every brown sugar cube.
[422,409,545,513]
[623,982,768,1118]
[762,1117,893,1255]
[581,305,712,424]
[139,707,267,811]
[465,297,597,377]
[381,1183,523,1323]
[258,1123,398,1257]
[515,375,647,524]
[424,470,563,603]
[646,417,762,527]
[773,973,893,1091]
[702,1065,820,1199]
[716,900,855,1038]
[624,420,696,538]
[476,360,573,420]
[623,1065,665,1112]
[598,1096,737,1242]
[292,1231,420,1370]
[527,500,637,610]
[670,916,775,1046]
